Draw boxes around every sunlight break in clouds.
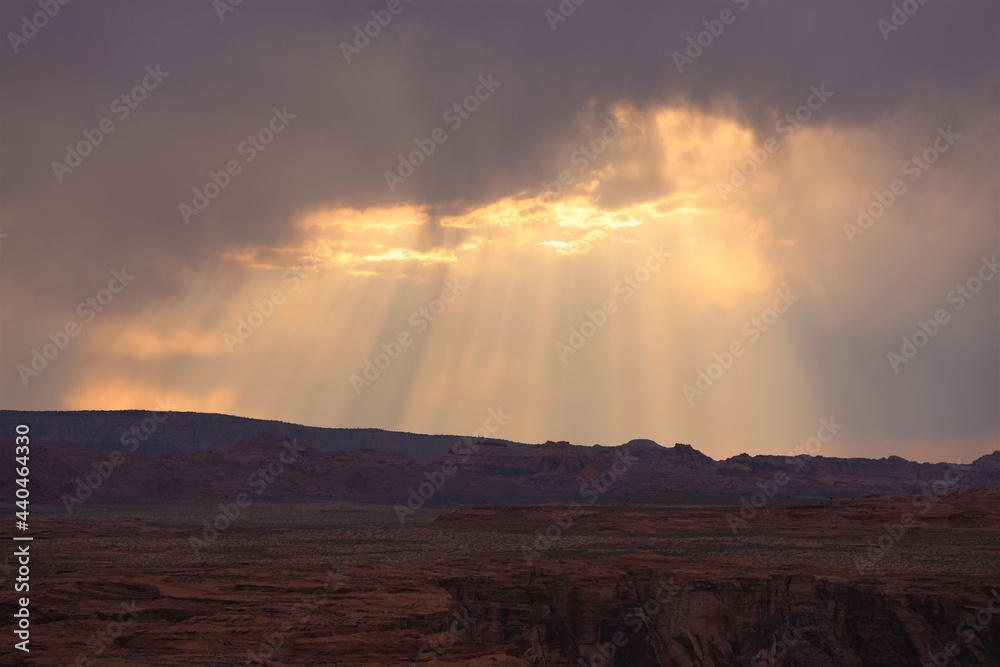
[2,0,995,461]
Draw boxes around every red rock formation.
[1,491,997,665]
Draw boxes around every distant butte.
[1,410,997,507]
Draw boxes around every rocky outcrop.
[435,567,1000,666]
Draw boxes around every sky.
[1,0,997,462]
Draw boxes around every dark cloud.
[0,0,996,455]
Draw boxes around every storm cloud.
[1,0,997,461]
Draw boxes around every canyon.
[0,411,997,665]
